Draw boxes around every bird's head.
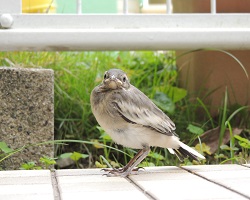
[101,69,130,90]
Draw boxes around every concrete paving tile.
[56,171,148,200]
[139,166,190,174]
[0,170,51,177]
[183,164,250,198]
[0,165,248,200]
[242,164,250,168]
[56,168,103,176]
[130,166,245,200]
[0,194,54,200]
[0,176,51,185]
[183,164,247,172]
[0,184,53,195]
[0,170,52,185]
[57,175,142,192]
[0,170,54,200]
[61,190,148,200]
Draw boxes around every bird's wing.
[111,85,176,136]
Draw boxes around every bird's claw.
[101,167,144,177]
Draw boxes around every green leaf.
[234,135,250,149]
[138,161,155,167]
[91,139,104,149]
[40,156,56,165]
[70,152,82,161]
[153,91,175,114]
[20,162,36,170]
[96,126,106,134]
[220,145,230,151]
[97,126,112,141]
[148,152,165,160]
[220,145,239,151]
[187,124,204,135]
[166,86,187,103]
[195,143,211,155]
[239,142,250,149]
[70,151,88,161]
[95,161,107,168]
[234,135,250,143]
[59,152,72,159]
[99,133,112,141]
[80,153,89,159]
[214,153,228,159]
[0,141,13,153]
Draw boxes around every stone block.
[0,67,54,170]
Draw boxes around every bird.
[91,68,205,177]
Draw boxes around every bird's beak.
[104,75,122,89]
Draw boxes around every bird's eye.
[122,76,127,82]
[104,73,108,79]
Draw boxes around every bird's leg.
[102,149,144,173]
[121,149,145,172]
[120,146,150,177]
[104,146,150,177]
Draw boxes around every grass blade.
[218,88,228,152]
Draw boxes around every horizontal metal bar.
[9,14,250,29]
[0,0,21,14]
[1,14,250,51]
[1,29,250,51]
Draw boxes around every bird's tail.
[168,142,205,162]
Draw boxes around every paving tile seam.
[51,170,61,200]
[240,164,250,169]
[126,176,158,200]
[179,166,250,200]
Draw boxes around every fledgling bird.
[91,69,205,177]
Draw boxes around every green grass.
[0,51,249,169]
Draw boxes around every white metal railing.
[0,0,250,51]
[210,0,216,14]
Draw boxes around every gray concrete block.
[0,67,54,170]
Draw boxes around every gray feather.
[111,85,176,136]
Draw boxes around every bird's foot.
[101,167,144,177]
